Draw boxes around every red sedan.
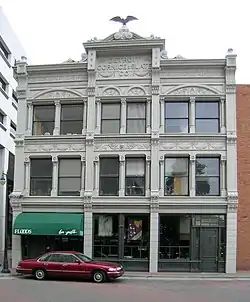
[16,251,124,283]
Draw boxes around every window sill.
[0,50,11,68]
[0,122,7,131]
[0,87,9,99]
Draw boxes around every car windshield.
[75,253,92,263]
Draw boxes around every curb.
[121,276,250,281]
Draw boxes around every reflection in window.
[195,102,220,133]
[125,158,145,196]
[58,158,81,196]
[30,158,53,196]
[159,215,190,260]
[33,105,55,135]
[126,103,146,133]
[124,216,149,260]
[93,214,119,260]
[196,157,220,196]
[99,157,119,196]
[165,102,189,133]
[101,103,120,134]
[60,104,83,134]
[165,158,189,195]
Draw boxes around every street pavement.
[1,276,250,302]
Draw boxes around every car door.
[44,253,64,276]
[60,254,87,278]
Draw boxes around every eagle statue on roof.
[110,16,138,26]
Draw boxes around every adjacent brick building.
[237,84,250,270]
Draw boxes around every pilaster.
[23,157,30,196]
[53,100,61,135]
[159,156,165,196]
[149,193,159,273]
[146,98,151,134]
[93,156,99,196]
[83,193,93,258]
[190,97,195,133]
[220,96,226,134]
[95,98,101,134]
[120,98,127,134]
[51,156,58,196]
[145,156,151,196]
[119,155,125,196]
[190,154,196,197]
[159,96,165,133]
[220,156,227,197]
[26,101,33,136]
[82,99,87,135]
[80,156,85,197]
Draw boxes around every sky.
[0,0,249,83]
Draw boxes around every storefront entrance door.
[200,228,218,272]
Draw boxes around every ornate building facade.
[10,24,238,273]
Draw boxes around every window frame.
[0,112,4,124]
[60,103,84,135]
[164,157,189,196]
[30,158,53,196]
[58,158,82,196]
[0,36,10,59]
[195,101,220,133]
[165,101,189,133]
[126,102,146,134]
[125,157,146,196]
[32,104,55,135]
[195,156,220,196]
[101,102,121,134]
[99,157,119,196]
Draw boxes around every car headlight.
[108,268,117,272]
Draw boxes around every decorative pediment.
[34,89,83,99]
[102,87,121,96]
[166,85,220,96]
[128,86,146,96]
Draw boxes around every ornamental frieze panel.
[161,69,224,78]
[162,85,221,96]
[31,89,84,100]
[24,143,86,153]
[94,142,151,151]
[28,75,87,83]
[160,140,225,151]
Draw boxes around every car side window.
[62,254,78,263]
[38,254,51,262]
[48,254,63,262]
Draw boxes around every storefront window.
[124,215,149,260]
[159,215,190,260]
[93,214,119,259]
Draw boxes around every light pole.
[0,171,10,273]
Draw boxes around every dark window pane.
[38,254,51,262]
[196,119,219,133]
[127,103,146,118]
[59,159,81,177]
[60,120,83,134]
[99,177,119,196]
[127,119,146,133]
[102,104,120,119]
[165,102,188,118]
[31,159,53,177]
[58,177,81,196]
[196,158,220,176]
[33,106,55,121]
[165,158,189,176]
[61,254,78,263]
[48,254,62,262]
[125,177,145,196]
[196,102,219,118]
[165,119,188,133]
[33,121,54,135]
[30,178,52,196]
[100,158,119,176]
[126,159,145,176]
[61,105,83,120]
[165,176,188,195]
[196,176,220,196]
[101,120,120,134]
[0,113,4,124]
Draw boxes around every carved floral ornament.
[163,85,221,96]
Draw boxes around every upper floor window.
[0,76,7,92]
[30,158,53,196]
[196,157,220,196]
[58,158,81,196]
[126,103,146,133]
[12,90,18,103]
[33,105,55,135]
[195,102,220,133]
[99,157,119,196]
[165,102,189,133]
[101,103,120,134]
[125,157,145,196]
[0,37,9,59]
[165,157,189,196]
[0,112,4,124]
[60,104,83,135]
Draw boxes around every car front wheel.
[92,270,106,283]
[34,269,46,280]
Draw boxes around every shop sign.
[14,229,32,235]
[58,229,78,236]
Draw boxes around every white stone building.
[11,24,238,273]
[0,7,26,262]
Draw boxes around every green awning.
[13,213,84,236]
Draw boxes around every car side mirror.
[75,259,81,264]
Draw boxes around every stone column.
[23,157,30,196]
[84,197,93,258]
[53,100,61,135]
[95,98,101,134]
[11,205,22,269]
[190,155,196,197]
[145,156,151,196]
[159,97,165,133]
[93,156,99,196]
[119,155,125,196]
[26,101,33,135]
[190,96,196,133]
[82,100,87,135]
[220,96,226,134]
[80,156,85,197]
[146,98,151,134]
[159,156,165,196]
[220,156,227,197]
[120,98,126,134]
[51,156,58,197]
[149,202,159,273]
